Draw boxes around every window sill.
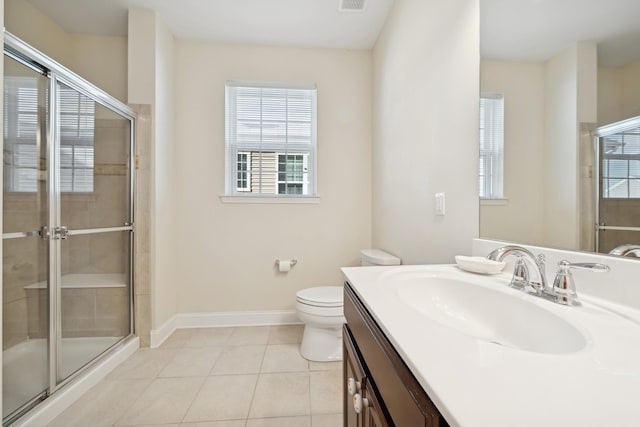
[220,195,320,204]
[480,198,508,206]
[4,192,98,203]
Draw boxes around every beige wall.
[372,0,480,264]
[479,59,546,245]
[68,34,128,103]
[599,59,640,125]
[5,0,71,65]
[173,41,372,312]
[543,42,597,250]
[153,17,178,325]
[128,9,179,329]
[5,0,127,104]
[480,44,598,252]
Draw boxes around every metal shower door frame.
[594,116,640,252]
[3,30,137,423]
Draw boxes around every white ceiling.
[24,0,394,50]
[23,0,640,66]
[481,0,640,67]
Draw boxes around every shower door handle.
[39,226,49,240]
[52,226,69,240]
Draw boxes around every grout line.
[177,375,209,425]
[242,344,265,422]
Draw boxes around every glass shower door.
[595,118,640,254]
[55,81,133,383]
[2,54,50,420]
[3,33,136,423]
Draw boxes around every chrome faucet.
[487,245,610,306]
[551,260,610,305]
[609,244,640,258]
[487,245,548,293]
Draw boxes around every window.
[479,93,504,199]
[236,152,250,191]
[225,81,317,196]
[3,77,95,193]
[601,129,640,198]
[278,153,308,195]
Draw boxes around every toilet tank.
[360,249,401,266]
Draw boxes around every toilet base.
[300,324,343,362]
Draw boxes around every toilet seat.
[296,286,343,307]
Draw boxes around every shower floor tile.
[46,325,343,427]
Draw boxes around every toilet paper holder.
[275,259,298,267]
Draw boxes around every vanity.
[342,261,640,427]
[343,282,448,426]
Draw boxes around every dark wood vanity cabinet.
[343,283,449,427]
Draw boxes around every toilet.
[295,249,401,362]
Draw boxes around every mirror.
[479,0,640,256]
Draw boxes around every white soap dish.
[455,255,505,274]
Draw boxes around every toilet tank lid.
[361,249,401,265]
[296,286,343,304]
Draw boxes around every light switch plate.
[435,192,445,216]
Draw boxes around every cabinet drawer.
[344,283,448,427]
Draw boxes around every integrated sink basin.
[381,269,587,354]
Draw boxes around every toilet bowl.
[295,249,401,362]
[296,286,345,362]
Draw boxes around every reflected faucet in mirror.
[609,244,640,258]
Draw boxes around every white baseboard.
[15,337,139,427]
[150,310,301,348]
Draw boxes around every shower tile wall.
[3,118,130,349]
[132,104,152,347]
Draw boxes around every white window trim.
[224,80,318,198]
[480,198,509,206]
[220,195,320,204]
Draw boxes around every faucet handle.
[552,260,610,305]
[510,256,529,290]
[556,260,610,273]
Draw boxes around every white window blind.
[3,77,95,193]
[601,127,640,198]
[479,94,504,199]
[225,81,317,196]
[3,77,40,192]
[59,86,95,192]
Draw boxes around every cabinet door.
[364,382,390,427]
[344,326,365,427]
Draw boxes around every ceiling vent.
[339,0,366,12]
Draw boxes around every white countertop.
[342,264,640,427]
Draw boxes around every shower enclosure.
[2,33,135,424]
[595,116,640,253]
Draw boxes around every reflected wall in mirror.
[479,0,640,257]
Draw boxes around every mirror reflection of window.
[601,127,640,199]
[3,77,95,193]
[58,86,95,193]
[479,93,504,199]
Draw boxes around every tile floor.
[48,325,343,427]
